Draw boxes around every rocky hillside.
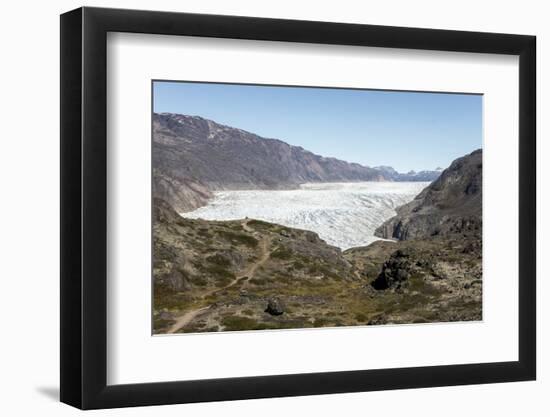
[375,149,482,240]
[153,113,440,212]
[153,198,482,333]
[152,169,213,213]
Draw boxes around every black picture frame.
[60,6,536,410]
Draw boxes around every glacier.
[181,182,429,250]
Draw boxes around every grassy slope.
[153,200,482,334]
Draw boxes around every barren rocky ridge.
[375,149,482,240]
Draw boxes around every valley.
[152,113,482,334]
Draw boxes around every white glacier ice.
[181,182,429,250]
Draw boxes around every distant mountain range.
[373,165,443,182]
[153,113,442,212]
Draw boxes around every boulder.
[265,298,285,316]
[371,250,413,290]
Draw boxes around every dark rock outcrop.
[371,249,413,290]
[375,149,482,240]
[265,298,285,316]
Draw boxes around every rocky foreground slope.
[153,113,441,212]
[375,149,482,240]
[153,197,482,334]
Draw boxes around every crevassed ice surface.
[182,182,429,250]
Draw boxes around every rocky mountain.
[153,113,440,212]
[375,149,482,240]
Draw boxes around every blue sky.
[153,81,482,172]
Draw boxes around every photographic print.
[152,81,482,334]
